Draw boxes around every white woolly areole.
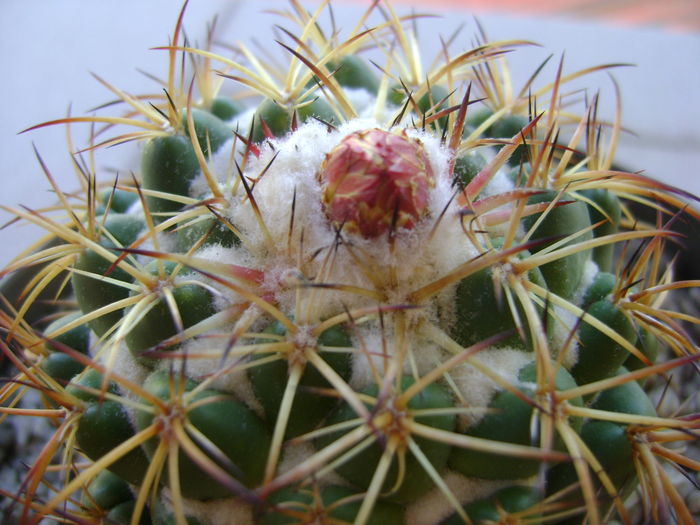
[276,441,346,486]
[548,259,601,369]
[450,348,532,429]
[349,321,448,391]
[405,473,524,525]
[160,489,253,525]
[98,342,150,405]
[575,258,601,306]
[201,117,482,325]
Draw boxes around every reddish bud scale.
[319,128,435,238]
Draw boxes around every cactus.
[1,2,699,524]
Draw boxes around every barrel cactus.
[1,2,699,524]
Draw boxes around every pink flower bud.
[319,128,435,238]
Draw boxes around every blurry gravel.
[0,388,58,524]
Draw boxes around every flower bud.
[319,128,435,237]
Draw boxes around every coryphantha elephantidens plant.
[1,2,699,524]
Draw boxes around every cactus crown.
[1,2,699,525]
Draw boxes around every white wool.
[405,472,520,525]
[228,105,258,134]
[349,321,448,391]
[99,341,150,405]
[548,259,600,369]
[350,322,393,391]
[574,258,600,306]
[157,334,264,417]
[450,348,532,429]
[548,304,580,370]
[160,489,253,525]
[276,441,347,486]
[345,86,380,119]
[186,243,256,310]
[212,118,480,326]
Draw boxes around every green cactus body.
[580,188,621,272]
[316,377,456,503]
[465,107,529,165]
[249,320,353,438]
[71,214,145,337]
[210,96,246,121]
[97,187,139,215]
[141,109,231,221]
[523,191,593,299]
[176,214,240,252]
[440,485,540,525]
[68,370,149,485]
[76,399,150,485]
[123,260,216,363]
[252,96,338,142]
[262,485,404,525]
[451,249,547,350]
[449,361,582,480]
[453,151,487,189]
[572,299,638,386]
[547,369,657,514]
[3,3,699,525]
[107,500,153,525]
[40,352,84,384]
[325,55,380,94]
[82,469,133,511]
[580,271,616,308]
[136,371,271,500]
[39,311,90,382]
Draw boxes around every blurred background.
[0,0,698,268]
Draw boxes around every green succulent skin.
[124,261,217,363]
[261,485,403,525]
[75,396,150,486]
[66,368,120,403]
[135,371,272,501]
[140,109,231,222]
[449,361,582,480]
[523,190,593,299]
[96,187,139,215]
[572,299,637,387]
[441,485,540,525]
[547,368,656,518]
[176,214,240,252]
[452,248,547,350]
[39,311,91,383]
[251,96,338,142]
[40,353,85,385]
[82,469,133,511]
[249,320,353,438]
[71,213,145,337]
[452,150,487,189]
[67,370,149,485]
[465,107,529,166]
[44,311,90,354]
[324,55,380,94]
[580,188,621,273]
[580,271,616,308]
[107,501,153,525]
[209,96,246,121]
[316,377,456,504]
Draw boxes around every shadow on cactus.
[1,2,699,525]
